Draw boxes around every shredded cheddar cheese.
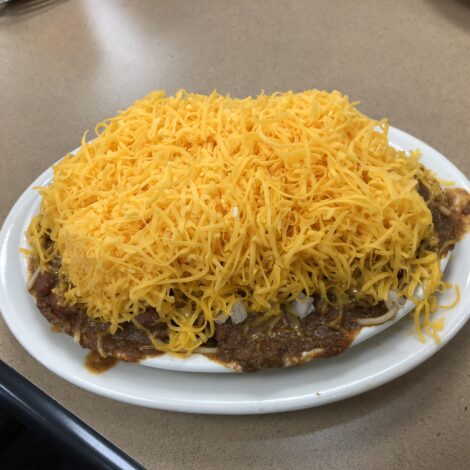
[26,89,450,354]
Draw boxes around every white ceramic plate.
[0,127,469,413]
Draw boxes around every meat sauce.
[33,274,167,363]
[84,351,118,374]
[29,186,470,372]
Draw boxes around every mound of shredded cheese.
[26,89,451,354]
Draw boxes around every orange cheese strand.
[26,89,447,353]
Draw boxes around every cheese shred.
[26,89,450,354]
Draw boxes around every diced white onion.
[290,293,315,319]
[231,301,247,324]
[384,290,405,310]
[232,206,239,218]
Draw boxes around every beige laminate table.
[1,1,469,468]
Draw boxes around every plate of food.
[0,89,469,413]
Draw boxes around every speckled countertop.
[1,1,469,468]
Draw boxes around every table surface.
[1,1,469,468]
